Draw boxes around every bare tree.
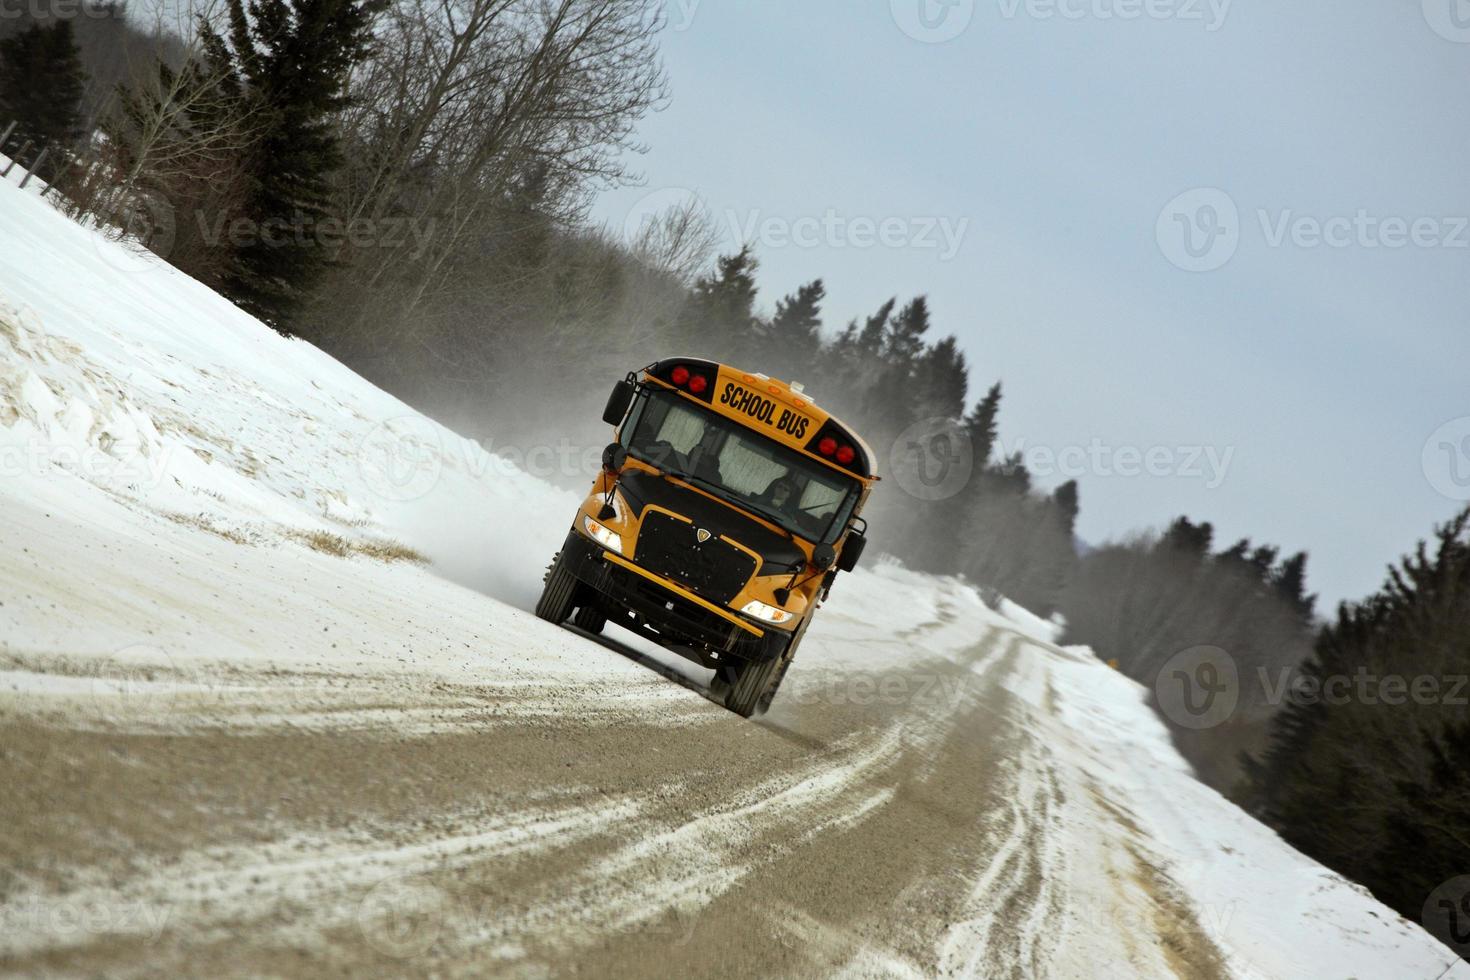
[70,0,262,282]
[630,193,719,283]
[311,0,669,346]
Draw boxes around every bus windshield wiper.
[741,500,802,542]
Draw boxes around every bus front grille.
[632,511,758,606]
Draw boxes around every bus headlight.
[583,515,623,554]
[741,600,794,625]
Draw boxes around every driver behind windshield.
[754,473,808,529]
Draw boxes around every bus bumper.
[557,530,781,661]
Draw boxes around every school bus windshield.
[623,389,860,543]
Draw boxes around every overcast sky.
[590,0,1470,609]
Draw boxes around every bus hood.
[617,469,807,574]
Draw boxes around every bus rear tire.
[535,552,577,624]
[572,603,606,635]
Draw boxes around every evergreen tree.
[1272,551,1316,619]
[865,296,931,432]
[681,247,760,359]
[1160,516,1213,558]
[1053,480,1079,538]
[855,298,893,356]
[1246,507,1470,925]
[824,298,894,423]
[0,21,86,157]
[913,335,968,421]
[767,278,824,380]
[883,296,931,363]
[198,0,383,329]
[964,382,1002,471]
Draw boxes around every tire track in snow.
[0,795,646,960]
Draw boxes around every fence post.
[0,121,16,156]
[18,147,48,189]
[1,140,31,178]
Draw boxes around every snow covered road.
[1,164,1464,978]
[0,483,1223,978]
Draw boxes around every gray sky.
[590,0,1470,609]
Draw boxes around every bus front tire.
[722,656,783,718]
[535,553,578,624]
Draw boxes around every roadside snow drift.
[1,165,1465,978]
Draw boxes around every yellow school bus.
[536,358,877,717]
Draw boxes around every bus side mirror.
[811,543,837,571]
[836,533,866,573]
[603,380,635,426]
[602,443,627,473]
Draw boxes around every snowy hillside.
[1,166,1465,978]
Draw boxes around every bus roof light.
[671,366,690,386]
